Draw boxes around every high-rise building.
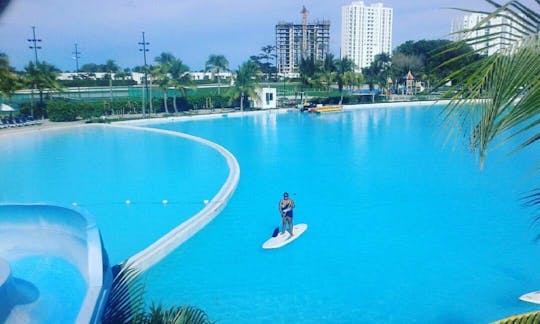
[341,1,393,71]
[451,13,521,56]
[276,8,330,77]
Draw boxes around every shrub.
[46,101,79,121]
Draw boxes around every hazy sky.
[0,0,508,71]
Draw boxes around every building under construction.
[276,7,330,77]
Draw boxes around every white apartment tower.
[451,13,521,56]
[341,1,393,71]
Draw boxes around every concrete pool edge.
[108,124,241,272]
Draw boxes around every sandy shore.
[0,119,86,136]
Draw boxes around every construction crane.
[301,6,309,59]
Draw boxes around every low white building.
[189,71,233,81]
[254,88,277,109]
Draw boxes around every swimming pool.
[143,105,540,323]
[1,104,539,322]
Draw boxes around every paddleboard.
[262,223,308,249]
[520,291,540,304]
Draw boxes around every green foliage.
[102,263,213,324]
[250,45,277,80]
[205,54,229,95]
[142,304,212,324]
[0,53,21,98]
[186,93,234,110]
[19,102,46,118]
[80,60,121,73]
[46,101,80,121]
[490,310,540,324]
[440,0,540,168]
[102,265,145,324]
[362,53,392,90]
[299,57,322,88]
[228,59,261,110]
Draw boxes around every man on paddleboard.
[278,192,295,236]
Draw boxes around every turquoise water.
[1,106,539,322]
[0,125,227,263]
[144,106,540,323]
[6,256,85,323]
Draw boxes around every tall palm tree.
[298,57,322,89]
[440,0,539,169]
[205,54,229,95]
[152,65,172,114]
[320,53,336,92]
[153,52,181,114]
[229,60,261,111]
[335,57,356,104]
[168,58,191,113]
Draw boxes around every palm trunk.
[173,92,178,113]
[240,91,244,112]
[163,92,169,114]
[149,79,153,115]
[30,86,35,117]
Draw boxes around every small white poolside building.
[254,88,277,109]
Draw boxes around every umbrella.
[0,103,15,112]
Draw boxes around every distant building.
[58,71,233,84]
[451,13,522,56]
[341,1,393,71]
[275,9,330,78]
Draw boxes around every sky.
[0,0,508,72]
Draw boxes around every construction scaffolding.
[275,9,330,78]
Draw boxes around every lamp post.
[28,26,41,64]
[27,26,42,118]
[109,70,113,115]
[138,32,150,117]
[73,43,81,99]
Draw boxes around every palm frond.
[101,263,146,324]
[491,310,540,323]
[143,303,213,324]
[440,0,540,167]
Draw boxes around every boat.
[308,105,343,113]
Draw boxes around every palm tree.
[334,57,357,104]
[101,263,212,324]
[168,58,191,114]
[229,59,261,111]
[205,54,229,95]
[152,65,172,114]
[440,0,539,169]
[153,52,180,114]
[0,53,21,100]
[24,61,62,117]
[320,53,336,92]
[298,57,322,89]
